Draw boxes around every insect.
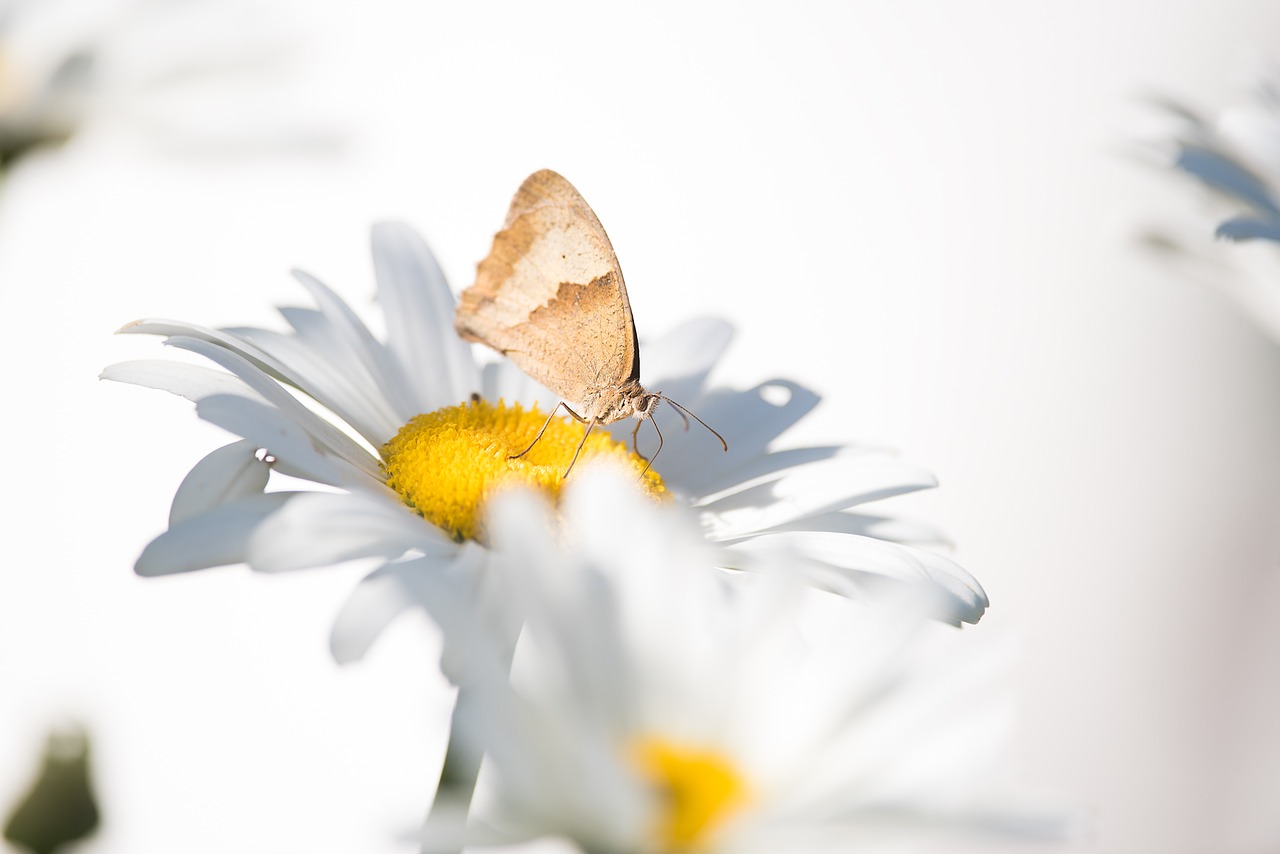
[454,169,727,478]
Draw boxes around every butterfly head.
[586,380,659,425]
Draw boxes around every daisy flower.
[410,467,1060,854]
[1137,62,1280,340]
[0,0,91,167]
[0,0,334,173]
[103,222,987,666]
[1156,65,1280,243]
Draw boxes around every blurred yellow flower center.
[381,399,664,541]
[629,737,749,851]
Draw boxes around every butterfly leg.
[510,401,584,460]
[562,417,598,479]
[635,417,664,481]
[509,402,588,473]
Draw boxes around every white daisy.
[0,0,333,171]
[1138,62,1280,341]
[103,222,987,668]
[411,467,1061,854]
[0,0,91,167]
[1155,64,1280,243]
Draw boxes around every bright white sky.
[3,1,1280,852]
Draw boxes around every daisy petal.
[372,221,482,412]
[118,318,293,383]
[164,335,381,479]
[329,543,487,664]
[289,269,411,422]
[101,359,264,403]
[1175,144,1279,213]
[701,453,939,539]
[727,531,988,625]
[680,445,842,498]
[169,439,270,526]
[1215,215,1280,242]
[122,317,397,446]
[640,316,734,401]
[228,318,401,445]
[481,360,557,411]
[761,510,948,546]
[246,491,454,572]
[135,492,298,576]
[194,394,366,487]
[646,380,821,493]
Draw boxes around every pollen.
[381,399,665,542]
[628,736,749,851]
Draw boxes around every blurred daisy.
[1138,61,1280,339]
[1152,64,1280,243]
[0,0,91,167]
[412,468,1059,854]
[0,0,334,172]
[103,222,987,663]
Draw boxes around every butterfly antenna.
[660,397,728,452]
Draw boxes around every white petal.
[245,490,453,572]
[289,269,412,421]
[101,359,264,403]
[135,492,297,576]
[699,453,938,539]
[104,360,356,485]
[169,439,270,526]
[760,510,948,546]
[727,531,988,625]
[165,335,381,479]
[641,380,821,494]
[118,318,295,383]
[121,316,403,447]
[194,394,370,488]
[481,360,558,411]
[372,222,482,412]
[227,321,401,446]
[639,316,733,401]
[329,544,491,665]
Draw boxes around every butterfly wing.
[455,170,639,406]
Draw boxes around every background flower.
[1138,61,1280,348]
[411,468,1063,854]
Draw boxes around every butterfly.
[454,169,726,478]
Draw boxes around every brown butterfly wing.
[455,170,639,406]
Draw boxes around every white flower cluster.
[106,224,1067,852]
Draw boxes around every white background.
[2,1,1280,852]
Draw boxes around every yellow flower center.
[629,736,749,851]
[381,399,664,541]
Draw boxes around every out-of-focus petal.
[1216,215,1280,241]
[329,543,489,665]
[246,490,454,572]
[1175,144,1279,213]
